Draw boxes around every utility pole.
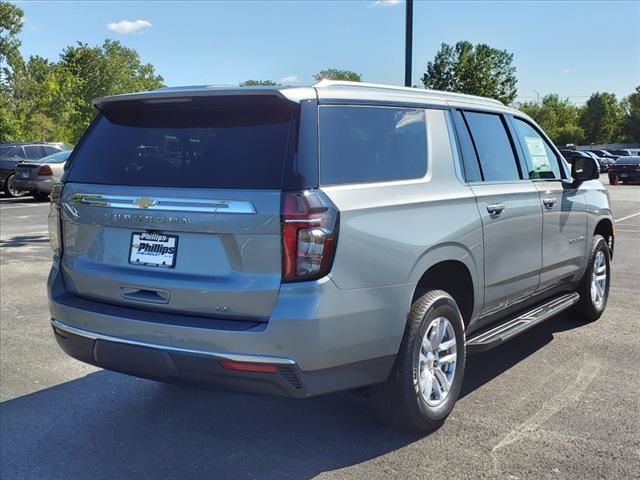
[404,0,413,87]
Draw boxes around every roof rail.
[313,79,504,106]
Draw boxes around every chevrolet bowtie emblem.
[133,197,158,209]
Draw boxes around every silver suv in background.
[48,81,613,431]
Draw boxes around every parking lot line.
[0,203,49,210]
[615,211,640,223]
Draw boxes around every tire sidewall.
[410,295,466,422]
[588,237,611,314]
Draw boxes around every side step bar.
[466,292,580,353]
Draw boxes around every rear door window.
[463,111,521,182]
[512,117,563,180]
[67,96,302,189]
[24,146,45,159]
[319,105,427,185]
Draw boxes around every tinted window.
[451,110,482,182]
[38,150,71,164]
[43,146,61,155]
[463,112,520,182]
[67,96,300,189]
[319,106,427,185]
[23,145,45,158]
[512,118,563,179]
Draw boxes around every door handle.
[487,203,505,216]
[542,197,557,208]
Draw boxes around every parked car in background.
[608,156,640,184]
[608,149,633,158]
[583,151,610,172]
[49,81,613,431]
[12,150,72,200]
[588,149,618,161]
[0,142,70,197]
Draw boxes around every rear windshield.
[67,96,300,189]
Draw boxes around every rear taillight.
[48,183,63,256]
[636,164,640,171]
[281,190,339,282]
[37,165,53,176]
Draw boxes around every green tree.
[421,41,518,105]
[313,68,361,82]
[620,86,640,143]
[519,94,585,146]
[0,0,24,79]
[579,92,622,144]
[239,79,278,86]
[0,1,24,140]
[56,40,164,142]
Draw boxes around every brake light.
[48,183,63,256]
[281,190,339,282]
[37,165,53,176]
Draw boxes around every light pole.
[404,0,413,87]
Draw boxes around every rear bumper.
[609,171,640,181]
[11,178,53,193]
[52,319,393,398]
[48,262,407,397]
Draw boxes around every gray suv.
[48,81,614,431]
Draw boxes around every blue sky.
[15,0,640,104]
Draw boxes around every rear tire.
[371,290,466,431]
[572,234,610,322]
[4,173,26,198]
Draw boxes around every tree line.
[1,2,638,147]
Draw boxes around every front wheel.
[371,290,466,431]
[572,234,611,322]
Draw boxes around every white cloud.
[561,68,575,75]
[370,0,402,7]
[279,75,299,84]
[107,19,152,34]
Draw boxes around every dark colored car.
[0,143,68,197]
[608,156,640,184]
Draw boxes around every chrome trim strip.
[70,194,256,214]
[51,319,295,365]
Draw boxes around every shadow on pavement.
[0,234,49,248]
[0,313,586,479]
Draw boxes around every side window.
[44,146,60,155]
[451,110,482,182]
[319,105,427,185]
[14,147,27,159]
[512,118,563,180]
[23,145,45,159]
[463,111,521,182]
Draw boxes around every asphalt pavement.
[1,177,639,480]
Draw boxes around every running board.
[466,292,580,353]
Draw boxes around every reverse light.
[37,165,53,176]
[281,190,339,282]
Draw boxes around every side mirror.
[572,156,600,183]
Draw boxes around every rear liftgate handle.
[120,287,170,304]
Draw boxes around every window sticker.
[524,136,551,171]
